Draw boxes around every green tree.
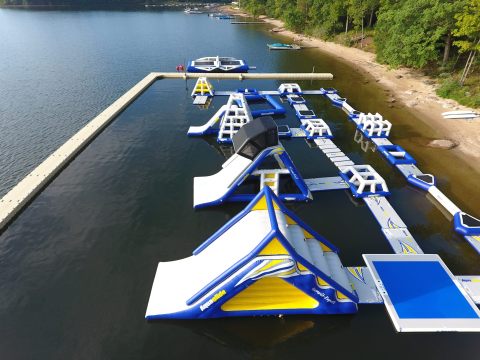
[375,0,462,68]
[453,0,480,84]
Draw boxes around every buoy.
[176,64,185,72]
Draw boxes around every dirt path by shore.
[221,7,480,166]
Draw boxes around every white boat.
[184,7,203,14]
[187,56,251,73]
[442,110,479,119]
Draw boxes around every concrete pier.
[0,72,333,231]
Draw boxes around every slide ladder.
[253,169,289,195]
[218,93,253,143]
[191,77,214,97]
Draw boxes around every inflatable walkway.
[146,187,358,320]
[193,117,312,208]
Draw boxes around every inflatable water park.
[1,66,479,334]
[145,75,480,333]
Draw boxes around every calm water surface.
[0,9,479,360]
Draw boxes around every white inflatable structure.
[187,93,253,143]
[301,119,333,139]
[278,83,302,95]
[218,93,253,143]
[358,113,392,138]
[340,165,389,197]
[191,77,214,97]
[146,187,358,320]
[193,117,312,208]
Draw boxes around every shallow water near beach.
[0,9,479,359]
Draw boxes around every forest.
[0,0,217,6]
[241,0,480,107]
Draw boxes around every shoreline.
[221,6,480,168]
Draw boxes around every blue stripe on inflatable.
[377,144,416,165]
[454,212,480,236]
[407,174,436,191]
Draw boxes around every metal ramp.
[364,254,480,332]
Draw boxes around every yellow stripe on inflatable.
[316,276,329,287]
[259,238,288,255]
[285,215,297,225]
[221,277,319,311]
[320,243,332,252]
[296,262,308,272]
[302,229,314,239]
[336,290,349,301]
[251,196,280,211]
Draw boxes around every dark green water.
[0,9,479,360]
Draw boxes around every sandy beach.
[221,7,480,167]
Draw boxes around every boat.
[267,43,301,50]
[184,7,203,14]
[187,56,252,73]
[218,15,235,20]
[442,110,479,119]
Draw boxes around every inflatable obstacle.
[407,174,480,238]
[340,165,390,198]
[193,117,312,208]
[323,87,480,255]
[293,104,316,120]
[278,83,302,96]
[236,89,286,117]
[146,187,358,320]
[191,77,214,98]
[188,93,254,143]
[357,113,392,138]
[364,254,480,332]
[286,94,306,106]
[321,88,346,107]
[377,144,416,165]
[301,119,333,140]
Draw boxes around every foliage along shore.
[0,0,222,7]
[240,0,479,109]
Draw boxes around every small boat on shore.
[184,7,203,14]
[208,13,226,17]
[442,110,479,119]
[187,56,252,73]
[267,43,301,50]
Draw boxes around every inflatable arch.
[146,187,358,320]
[193,117,312,208]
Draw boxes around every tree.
[375,0,461,68]
[453,0,480,84]
[347,0,369,46]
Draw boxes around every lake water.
[0,8,479,360]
